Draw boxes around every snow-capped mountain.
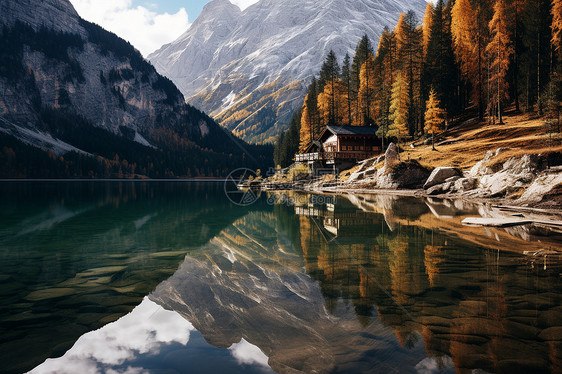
[148,0,428,143]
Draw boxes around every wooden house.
[296,125,382,171]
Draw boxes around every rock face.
[0,0,266,175]
[148,0,427,143]
[0,0,84,35]
[518,174,562,204]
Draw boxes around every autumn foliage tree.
[487,0,514,124]
[388,73,410,143]
[553,0,562,59]
[424,88,446,150]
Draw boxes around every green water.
[1,183,561,373]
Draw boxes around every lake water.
[1,182,561,374]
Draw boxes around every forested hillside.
[0,0,272,178]
[275,0,562,167]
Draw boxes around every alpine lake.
[1,181,561,374]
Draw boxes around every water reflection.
[5,185,562,373]
[0,182,260,373]
[30,297,273,374]
[148,193,562,373]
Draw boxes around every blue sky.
[133,0,206,20]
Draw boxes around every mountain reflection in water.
[147,193,561,374]
[3,184,561,373]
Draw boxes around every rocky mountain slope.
[148,0,427,144]
[0,0,270,178]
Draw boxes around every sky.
[70,0,433,57]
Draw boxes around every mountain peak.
[149,0,428,143]
[196,0,242,23]
[0,0,84,35]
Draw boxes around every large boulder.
[478,154,542,196]
[424,167,463,189]
[384,143,400,169]
[518,173,562,204]
[378,160,431,189]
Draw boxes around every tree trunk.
[537,27,541,114]
[432,130,435,150]
[514,0,520,112]
[497,35,503,124]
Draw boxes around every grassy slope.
[405,112,562,170]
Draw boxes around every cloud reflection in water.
[30,297,273,374]
[30,297,193,373]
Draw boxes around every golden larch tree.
[451,0,477,78]
[424,88,446,150]
[422,2,434,58]
[553,0,562,57]
[486,0,514,124]
[388,73,410,142]
[318,79,349,126]
[299,96,314,152]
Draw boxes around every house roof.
[325,125,378,136]
[302,140,322,153]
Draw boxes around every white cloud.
[230,0,260,11]
[69,0,190,56]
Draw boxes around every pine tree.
[424,88,446,150]
[451,0,477,95]
[521,0,552,112]
[299,78,320,151]
[274,109,301,167]
[388,73,410,143]
[425,0,460,117]
[341,53,353,124]
[317,51,340,125]
[375,28,396,131]
[358,54,377,126]
[487,0,514,124]
[351,35,374,122]
[299,99,313,151]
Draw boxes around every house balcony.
[295,150,379,163]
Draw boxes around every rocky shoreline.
[265,143,562,214]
